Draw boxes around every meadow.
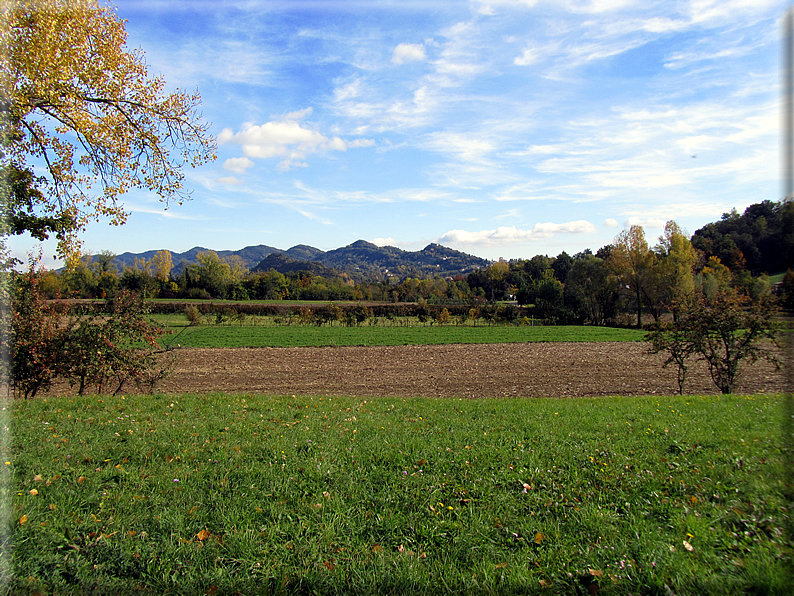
[155,317,646,349]
[7,391,790,595]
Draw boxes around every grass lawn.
[156,323,645,349]
[6,392,790,594]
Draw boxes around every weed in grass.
[7,393,790,594]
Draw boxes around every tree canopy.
[0,0,216,264]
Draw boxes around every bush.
[12,263,170,397]
[184,304,202,326]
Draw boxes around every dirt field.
[138,342,785,399]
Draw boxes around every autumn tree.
[609,225,657,327]
[0,0,216,264]
[655,220,698,316]
[151,250,173,283]
[646,284,779,395]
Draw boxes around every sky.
[9,0,787,267]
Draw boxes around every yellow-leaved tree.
[0,0,216,265]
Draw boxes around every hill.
[110,241,489,281]
[252,240,489,280]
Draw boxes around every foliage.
[564,255,619,326]
[8,392,789,595]
[647,287,780,395]
[691,199,794,275]
[184,304,202,326]
[11,261,67,398]
[610,225,658,327]
[61,292,167,395]
[11,264,170,397]
[0,0,216,263]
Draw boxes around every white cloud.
[218,109,360,171]
[439,220,595,247]
[624,217,666,229]
[216,176,245,185]
[372,237,397,246]
[348,138,376,148]
[603,218,619,227]
[424,132,495,161]
[514,47,540,66]
[392,43,427,65]
[222,157,255,174]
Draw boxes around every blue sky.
[11,0,785,267]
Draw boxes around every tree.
[609,225,657,327]
[564,255,618,326]
[151,250,173,283]
[655,221,698,316]
[646,286,779,395]
[1,0,216,264]
[11,259,66,397]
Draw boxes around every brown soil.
[131,342,785,399]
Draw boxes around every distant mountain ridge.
[111,241,490,280]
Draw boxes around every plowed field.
[143,342,784,398]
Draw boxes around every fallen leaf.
[197,529,210,541]
[77,476,86,484]
[372,544,382,553]
[418,552,427,559]
[323,560,335,571]
[495,562,507,569]
[165,455,174,463]
[683,540,694,551]
[33,475,43,482]
[398,544,405,553]
[204,585,218,596]
[690,496,698,504]
[535,532,544,544]
[29,489,38,496]
[19,515,27,525]
[589,569,604,578]
[188,505,198,515]
[539,579,552,589]
[417,459,427,467]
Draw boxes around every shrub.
[184,304,202,326]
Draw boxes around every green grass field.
[157,323,645,349]
[7,392,789,594]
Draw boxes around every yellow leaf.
[29,489,38,496]
[589,569,604,578]
[690,496,698,504]
[495,562,507,569]
[19,515,27,525]
[372,544,382,553]
[197,529,210,541]
[535,532,544,544]
[77,476,86,484]
[33,474,43,482]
